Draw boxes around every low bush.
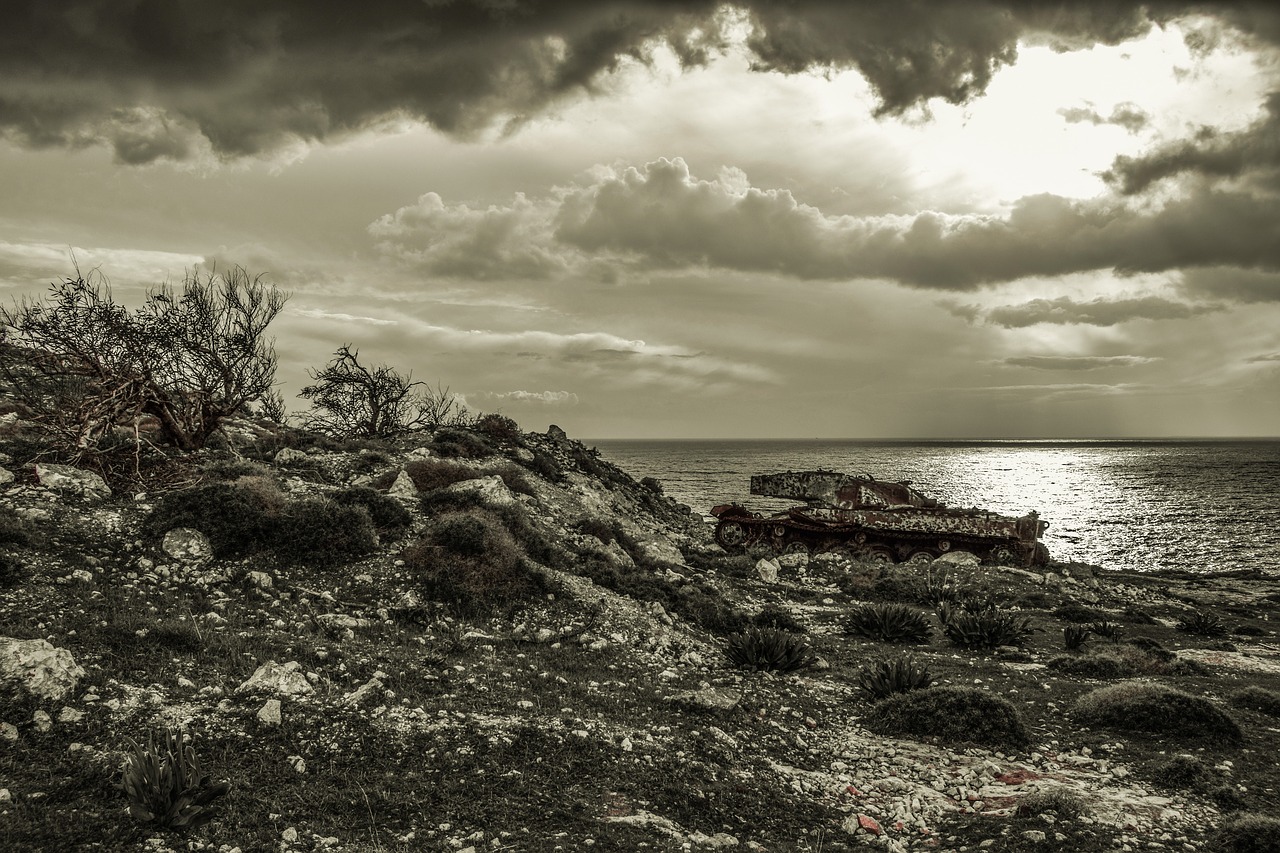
[200,458,273,481]
[1177,610,1228,638]
[1228,686,1280,718]
[1015,788,1086,820]
[146,482,283,560]
[1148,754,1211,789]
[753,603,806,634]
[1214,813,1280,853]
[0,506,33,546]
[857,654,932,701]
[724,626,816,673]
[862,686,1030,748]
[430,428,494,459]
[1072,681,1243,743]
[332,486,412,535]
[1054,601,1105,623]
[403,459,482,492]
[845,602,933,644]
[1121,606,1159,625]
[276,498,379,566]
[941,609,1035,649]
[402,509,546,613]
[0,552,29,588]
[474,413,522,444]
[1048,645,1207,679]
[493,464,536,497]
[526,450,563,483]
[121,728,230,834]
[640,476,664,495]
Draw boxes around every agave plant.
[121,728,230,834]
[857,654,933,701]
[1063,624,1091,651]
[1176,610,1228,638]
[942,610,1035,650]
[844,602,932,643]
[725,626,816,673]
[1090,620,1122,640]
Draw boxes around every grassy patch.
[1072,681,1243,744]
[862,686,1031,748]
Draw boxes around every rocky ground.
[2,417,1279,853]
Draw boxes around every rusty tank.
[710,470,1049,566]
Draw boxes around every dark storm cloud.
[1002,355,1158,370]
[5,1,1270,163]
[1058,102,1150,133]
[985,295,1219,328]
[1179,267,1280,302]
[1105,92,1280,194]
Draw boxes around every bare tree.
[0,265,287,455]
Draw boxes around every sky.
[1,1,1279,439]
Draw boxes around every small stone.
[0,788,10,803]
[756,558,780,584]
[56,707,84,724]
[257,699,282,726]
[32,709,52,733]
[281,827,299,843]
[236,661,313,697]
[1,638,86,702]
[70,569,94,584]
[162,528,213,562]
[1022,830,1047,843]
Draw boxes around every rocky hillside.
[2,417,1280,853]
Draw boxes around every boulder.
[342,671,388,706]
[387,469,418,500]
[0,467,14,486]
[777,552,809,571]
[756,558,780,584]
[257,699,282,726]
[161,528,213,562]
[630,534,685,567]
[442,474,514,507]
[33,464,111,502]
[546,424,569,442]
[235,660,313,697]
[0,638,85,702]
[934,550,981,567]
[273,447,309,464]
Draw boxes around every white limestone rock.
[387,469,418,500]
[0,638,86,702]
[933,550,981,567]
[235,660,313,697]
[257,699,282,726]
[442,474,515,507]
[33,464,111,502]
[274,447,309,464]
[161,527,213,562]
[756,558,780,584]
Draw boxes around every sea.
[589,439,1280,575]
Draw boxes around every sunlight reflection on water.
[592,439,1280,573]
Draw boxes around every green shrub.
[200,458,273,481]
[942,610,1035,649]
[857,654,932,701]
[1053,601,1105,623]
[1177,610,1228,638]
[1148,754,1210,789]
[332,486,412,534]
[1214,814,1280,853]
[724,626,816,673]
[1229,686,1280,718]
[1064,624,1091,651]
[845,602,932,644]
[146,482,283,559]
[527,450,563,483]
[121,728,230,834]
[149,622,205,653]
[1015,788,1086,820]
[1121,606,1159,625]
[276,498,378,566]
[1048,645,1206,679]
[640,476,664,495]
[403,459,482,492]
[474,413,522,444]
[863,686,1030,748]
[1072,681,1243,743]
[493,464,536,497]
[402,509,545,613]
[753,603,806,634]
[0,552,28,588]
[431,428,494,459]
[0,506,32,546]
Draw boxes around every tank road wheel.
[904,549,937,566]
[861,546,895,564]
[715,521,746,551]
[937,539,951,552]
[989,546,1016,566]
[782,540,810,557]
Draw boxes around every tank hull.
[711,470,1049,566]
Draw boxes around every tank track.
[714,515,1041,567]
